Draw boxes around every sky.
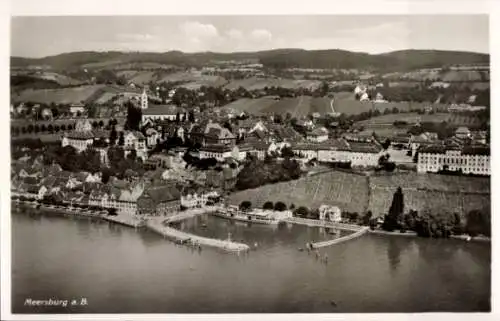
[10,15,489,58]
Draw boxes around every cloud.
[180,21,219,39]
[117,33,155,42]
[225,28,243,40]
[250,29,273,42]
[336,21,411,40]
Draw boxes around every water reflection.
[387,238,403,273]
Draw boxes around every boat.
[213,208,280,225]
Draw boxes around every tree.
[263,201,274,210]
[125,103,142,131]
[274,201,287,211]
[188,110,196,123]
[127,149,137,161]
[382,187,404,231]
[109,126,118,145]
[362,211,373,226]
[239,201,252,211]
[465,208,490,237]
[381,138,391,150]
[295,206,309,217]
[281,146,295,159]
[118,132,125,146]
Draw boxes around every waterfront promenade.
[165,206,221,223]
[312,226,370,248]
[283,217,363,232]
[146,216,250,252]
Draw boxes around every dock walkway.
[312,227,369,248]
[165,206,220,223]
[283,217,363,232]
[146,217,250,253]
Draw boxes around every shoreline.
[368,228,491,243]
[12,200,249,253]
[12,199,489,249]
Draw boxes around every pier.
[165,206,220,223]
[312,227,369,248]
[283,217,363,232]
[146,217,250,253]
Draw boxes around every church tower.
[141,88,148,110]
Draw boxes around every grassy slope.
[228,170,490,217]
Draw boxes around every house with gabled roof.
[188,120,236,147]
[137,184,181,216]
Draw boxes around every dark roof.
[200,144,233,153]
[462,146,490,156]
[142,105,182,116]
[65,131,94,140]
[292,139,350,151]
[348,141,383,154]
[142,185,181,204]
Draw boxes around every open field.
[229,170,370,214]
[12,85,107,104]
[357,113,453,126]
[224,77,321,91]
[11,117,125,129]
[222,95,446,117]
[222,96,332,117]
[228,170,490,217]
[222,97,281,115]
[177,77,228,90]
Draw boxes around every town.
[11,54,491,243]
[7,14,492,315]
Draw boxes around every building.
[318,205,341,222]
[417,145,490,175]
[62,119,94,152]
[136,184,181,216]
[69,103,85,116]
[145,128,160,148]
[188,120,236,147]
[141,105,184,123]
[455,126,471,140]
[306,127,329,143]
[123,131,148,161]
[199,144,239,162]
[141,88,148,110]
[291,139,383,167]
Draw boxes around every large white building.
[291,139,384,167]
[141,105,185,123]
[124,131,148,161]
[417,145,490,175]
[62,119,95,152]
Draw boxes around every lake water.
[12,211,491,313]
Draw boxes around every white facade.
[124,132,148,161]
[417,150,490,175]
[319,205,341,222]
[141,89,148,110]
[294,147,381,167]
[199,146,239,162]
[61,137,93,152]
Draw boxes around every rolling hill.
[11,49,489,72]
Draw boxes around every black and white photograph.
[1,0,497,319]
